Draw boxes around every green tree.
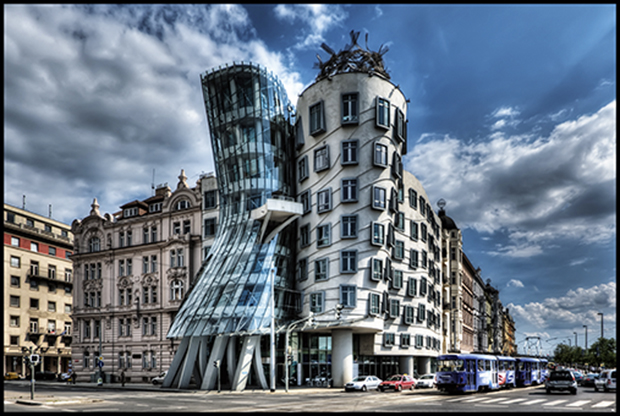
[586,338,616,369]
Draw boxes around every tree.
[586,337,616,369]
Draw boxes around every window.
[26,218,34,227]
[149,202,162,213]
[10,315,20,327]
[89,237,100,252]
[341,215,357,239]
[30,298,39,309]
[316,224,331,248]
[30,318,39,333]
[383,332,395,347]
[314,146,330,172]
[420,277,428,296]
[310,292,324,313]
[10,256,20,268]
[376,97,390,129]
[340,250,357,273]
[371,258,383,282]
[341,178,357,202]
[392,152,403,179]
[421,223,428,242]
[170,248,184,268]
[395,108,406,143]
[183,220,191,234]
[373,143,388,167]
[170,280,184,301]
[410,221,419,240]
[417,303,426,322]
[30,261,39,276]
[297,258,308,281]
[389,299,400,318]
[127,259,132,275]
[340,285,357,307]
[119,231,125,248]
[124,207,138,217]
[298,155,309,182]
[48,301,56,312]
[408,278,417,297]
[409,189,418,209]
[341,140,358,165]
[143,257,149,274]
[176,200,190,210]
[204,218,217,237]
[392,269,403,290]
[309,101,326,136]
[151,226,157,242]
[143,228,149,244]
[401,333,411,348]
[372,186,386,210]
[300,190,311,215]
[371,222,385,246]
[341,93,358,124]
[173,222,181,235]
[31,242,39,252]
[410,249,419,269]
[421,250,428,269]
[10,295,20,308]
[204,190,217,209]
[11,236,19,246]
[369,293,381,315]
[315,258,329,281]
[11,275,20,287]
[404,305,415,324]
[387,223,395,247]
[300,224,310,248]
[317,188,332,213]
[395,212,405,230]
[420,197,426,216]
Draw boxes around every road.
[3,381,616,413]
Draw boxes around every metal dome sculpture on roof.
[315,30,390,81]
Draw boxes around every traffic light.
[213,360,220,368]
[335,303,344,320]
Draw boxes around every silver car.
[344,375,382,392]
[416,373,436,389]
[545,370,577,395]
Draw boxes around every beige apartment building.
[69,170,217,383]
[4,203,74,377]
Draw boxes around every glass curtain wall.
[167,63,298,340]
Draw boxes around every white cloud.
[492,106,520,118]
[274,4,347,50]
[506,279,525,288]
[404,100,617,257]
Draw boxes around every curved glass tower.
[165,63,300,390]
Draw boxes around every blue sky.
[4,4,616,355]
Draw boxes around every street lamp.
[597,312,604,340]
[583,325,588,349]
[574,332,578,348]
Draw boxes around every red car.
[378,374,416,392]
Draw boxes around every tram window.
[478,360,484,371]
[485,361,491,371]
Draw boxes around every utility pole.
[597,312,604,340]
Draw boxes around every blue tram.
[539,358,549,383]
[498,356,516,388]
[515,356,541,387]
[436,354,500,393]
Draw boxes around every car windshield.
[421,375,433,380]
[387,375,402,381]
[351,377,366,382]
[550,372,573,381]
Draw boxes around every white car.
[594,369,616,392]
[151,370,168,385]
[416,373,436,389]
[344,375,382,392]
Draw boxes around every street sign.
[99,356,104,361]
[98,361,104,368]
[30,354,40,364]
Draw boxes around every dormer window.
[149,202,162,213]
[176,200,190,211]
[124,207,138,218]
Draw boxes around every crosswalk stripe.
[521,399,546,405]
[502,398,527,404]
[566,400,591,407]
[543,400,568,406]
[479,398,507,404]
[464,397,490,403]
[592,401,615,408]
[446,397,471,402]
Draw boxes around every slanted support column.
[201,335,229,390]
[179,337,202,389]
[331,329,353,388]
[226,336,237,384]
[163,336,190,388]
[232,335,265,391]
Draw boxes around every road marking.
[592,401,615,408]
[520,399,546,405]
[446,397,471,402]
[478,397,507,403]
[566,400,591,407]
[501,398,527,404]
[464,397,490,403]
[543,399,568,406]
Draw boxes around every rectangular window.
[300,190,311,215]
[298,155,309,182]
[310,292,324,313]
[340,250,357,273]
[10,275,20,287]
[392,269,403,290]
[392,152,403,179]
[387,222,395,247]
[316,224,331,248]
[369,293,381,315]
[151,226,157,242]
[300,224,310,248]
[48,301,56,312]
[395,212,405,231]
[404,306,415,325]
[11,236,19,246]
[127,258,133,275]
[309,101,326,136]
[372,186,386,210]
[373,143,388,167]
[30,318,39,333]
[30,261,39,276]
[409,188,418,209]
[410,221,418,240]
[143,257,149,274]
[10,295,20,308]
[340,285,357,307]
[173,222,181,235]
[204,190,217,209]
[151,255,157,273]
[48,265,56,279]
[10,256,20,268]
[341,93,358,124]
[417,303,426,322]
[183,220,191,234]
[420,197,426,216]
[395,108,406,143]
[420,277,428,296]
[314,146,330,172]
[376,97,390,129]
[341,140,358,165]
[31,242,39,252]
[421,250,428,268]
[421,223,428,242]
[315,258,329,281]
[341,178,357,202]
[371,222,385,246]
[401,333,411,348]
[371,258,383,282]
[204,218,217,237]
[297,258,308,281]
[341,215,357,239]
[383,332,395,347]
[410,249,419,269]
[408,278,417,297]
[317,188,332,213]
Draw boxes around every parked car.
[572,370,584,385]
[378,374,416,392]
[581,373,599,387]
[4,372,20,380]
[152,370,168,385]
[545,369,578,395]
[344,375,382,392]
[415,373,436,389]
[594,369,616,392]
